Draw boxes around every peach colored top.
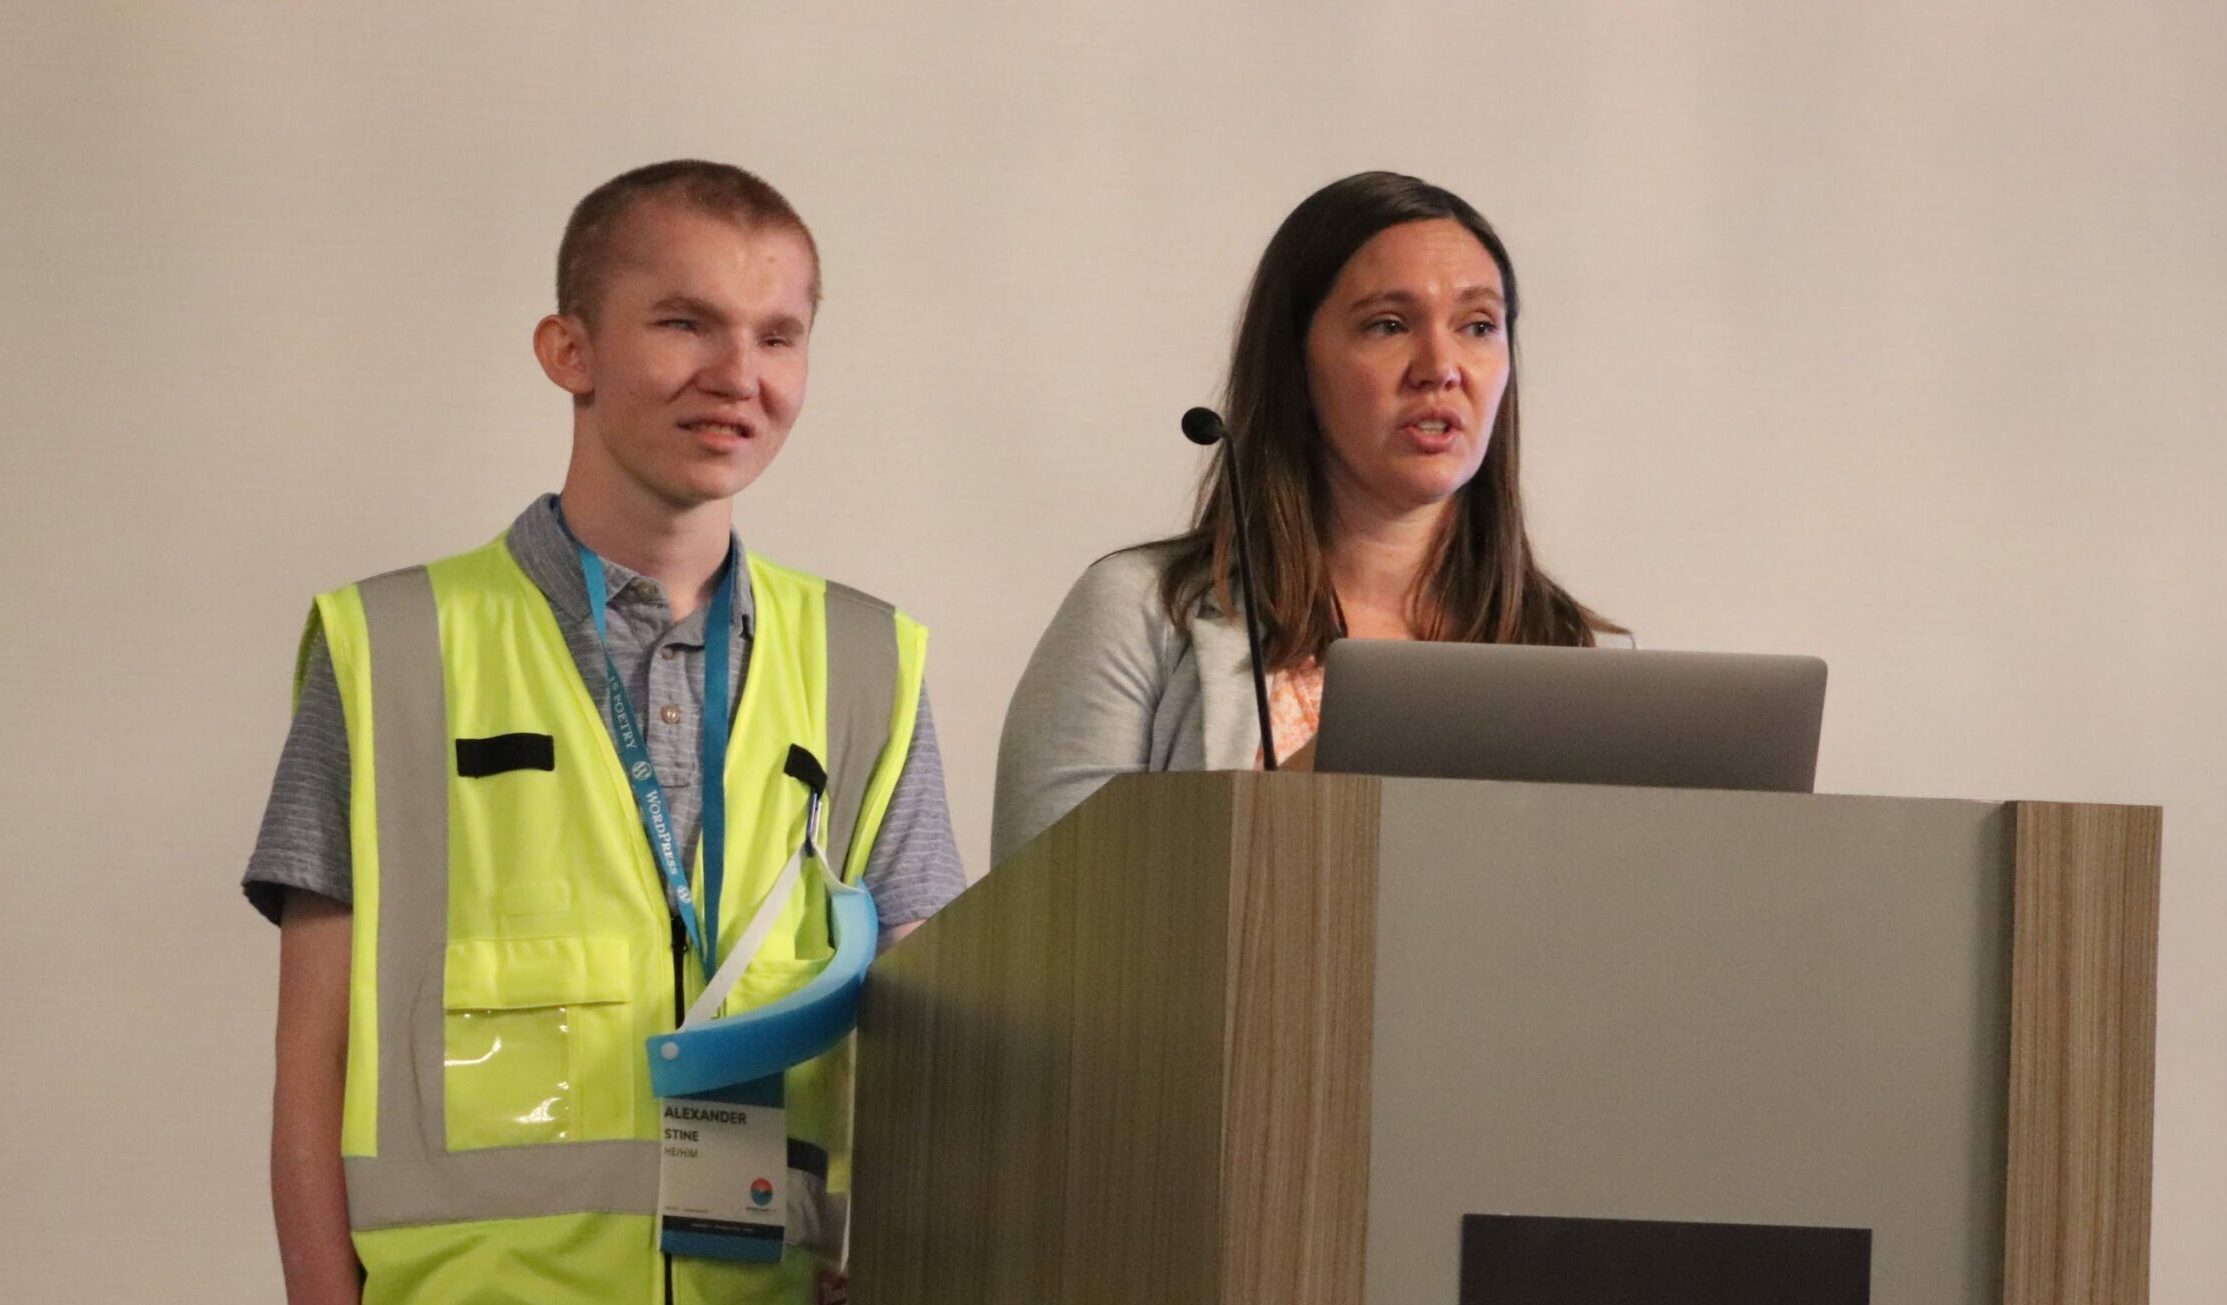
[1257,657,1327,768]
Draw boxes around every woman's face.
[1304,218,1510,524]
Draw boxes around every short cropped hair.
[555,160,821,324]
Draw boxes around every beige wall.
[2,2,2219,1299]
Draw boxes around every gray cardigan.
[992,546,1256,866]
[991,544,1632,867]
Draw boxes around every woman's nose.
[1406,329,1462,390]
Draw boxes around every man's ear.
[533,313,594,399]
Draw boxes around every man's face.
[558,201,818,509]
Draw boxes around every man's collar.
[505,493,756,638]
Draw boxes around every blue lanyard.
[570,526,736,980]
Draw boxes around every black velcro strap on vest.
[783,744,828,794]
[454,733,555,778]
[787,1137,830,1182]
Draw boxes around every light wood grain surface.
[1218,773,1380,1305]
[2004,801,2162,1305]
[850,772,1237,1303]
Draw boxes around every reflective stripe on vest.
[336,558,907,1235]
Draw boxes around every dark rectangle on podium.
[1460,1213,1870,1305]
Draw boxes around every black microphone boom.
[1180,406,1279,770]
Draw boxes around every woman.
[993,171,1626,865]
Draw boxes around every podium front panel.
[1365,780,2013,1303]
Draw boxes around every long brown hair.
[1159,171,1621,668]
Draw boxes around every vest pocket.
[441,935,635,1151]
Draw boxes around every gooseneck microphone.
[1182,406,1279,771]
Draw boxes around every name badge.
[658,1077,786,1262]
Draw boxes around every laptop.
[1311,642,1827,793]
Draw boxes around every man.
[246,161,965,1304]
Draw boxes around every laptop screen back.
[1313,643,1827,793]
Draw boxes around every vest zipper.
[665,912,687,1305]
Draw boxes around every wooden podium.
[848,773,2158,1304]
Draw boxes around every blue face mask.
[646,752,881,1100]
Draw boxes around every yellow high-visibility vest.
[309,533,925,1304]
